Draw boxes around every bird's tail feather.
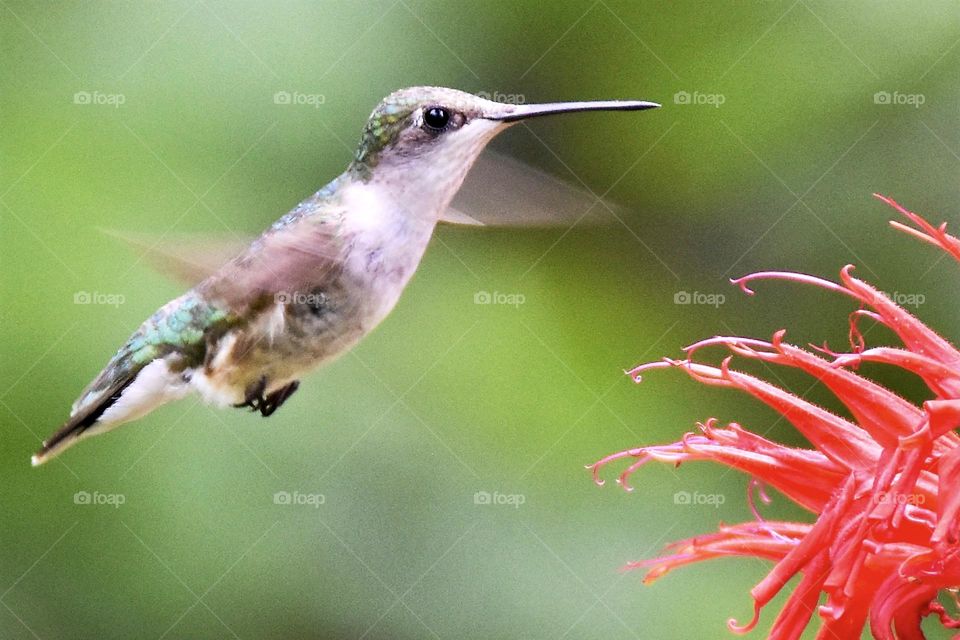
[32,377,135,466]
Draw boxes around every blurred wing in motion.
[101,223,345,296]
[100,228,252,285]
[198,220,347,314]
[438,207,486,227]
[103,220,347,310]
[104,150,627,286]
[445,150,625,227]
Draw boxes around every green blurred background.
[2,1,959,638]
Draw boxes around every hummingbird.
[32,86,659,466]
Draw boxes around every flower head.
[591,196,960,639]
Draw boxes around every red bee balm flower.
[590,196,960,639]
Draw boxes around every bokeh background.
[2,1,960,638]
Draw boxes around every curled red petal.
[839,266,960,370]
[876,193,960,263]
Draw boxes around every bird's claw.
[233,377,300,417]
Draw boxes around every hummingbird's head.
[349,86,659,214]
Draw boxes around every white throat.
[364,118,505,225]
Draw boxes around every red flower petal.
[595,198,960,639]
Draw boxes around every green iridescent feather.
[74,292,235,412]
[353,93,421,173]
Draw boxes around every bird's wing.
[196,210,349,314]
[103,199,349,295]
[99,229,251,286]
[445,150,626,227]
[103,152,626,286]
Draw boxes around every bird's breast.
[338,182,439,328]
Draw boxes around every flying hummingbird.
[32,86,659,466]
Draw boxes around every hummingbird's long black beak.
[484,100,660,123]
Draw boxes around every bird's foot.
[260,380,300,417]
[234,376,268,413]
[233,377,300,417]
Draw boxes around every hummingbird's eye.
[422,106,451,132]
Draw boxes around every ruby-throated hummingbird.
[32,86,659,466]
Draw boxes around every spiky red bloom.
[591,196,960,639]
